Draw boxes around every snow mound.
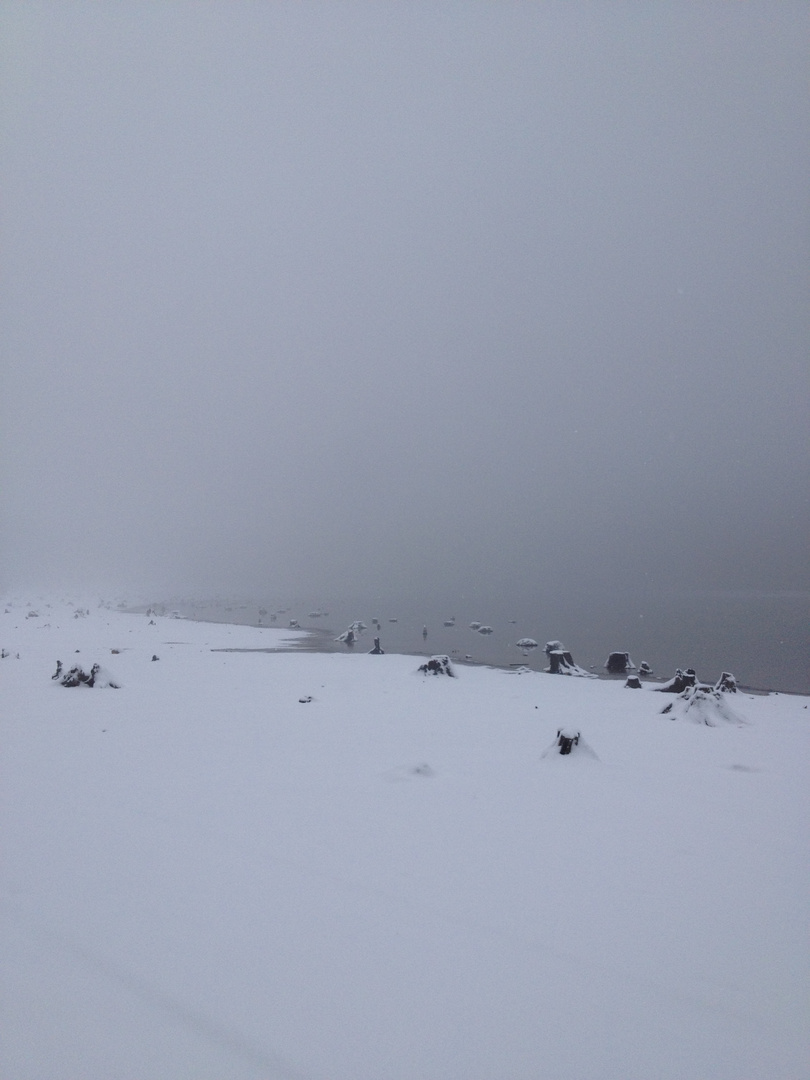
[52,661,120,689]
[540,727,600,760]
[660,685,747,726]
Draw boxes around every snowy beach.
[2,602,808,1080]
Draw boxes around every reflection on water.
[145,591,810,695]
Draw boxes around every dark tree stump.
[605,652,634,674]
[556,728,580,755]
[418,655,455,676]
[656,668,698,693]
[547,649,576,674]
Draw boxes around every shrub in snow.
[660,684,746,726]
[639,661,653,675]
[477,625,494,635]
[605,652,635,674]
[418,655,455,677]
[53,661,119,689]
[625,675,642,689]
[516,638,539,650]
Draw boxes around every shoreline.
[202,617,782,695]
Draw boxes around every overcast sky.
[2,1,808,601]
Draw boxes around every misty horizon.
[2,3,808,607]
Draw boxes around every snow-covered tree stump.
[418,655,455,676]
[656,668,698,693]
[556,728,580,755]
[605,652,635,674]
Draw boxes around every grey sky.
[2,2,808,600]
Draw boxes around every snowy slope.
[1,603,808,1080]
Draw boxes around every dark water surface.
[149,590,809,694]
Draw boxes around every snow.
[1,603,808,1080]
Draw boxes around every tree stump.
[556,728,580,755]
[605,652,635,674]
[656,668,698,693]
[418,655,455,676]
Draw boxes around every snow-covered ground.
[1,603,808,1080]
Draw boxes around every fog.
[2,2,808,603]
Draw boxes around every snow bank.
[1,602,808,1080]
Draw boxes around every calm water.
[149,590,810,695]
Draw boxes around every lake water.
[148,589,810,695]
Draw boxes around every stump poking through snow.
[715,672,737,693]
[661,684,746,726]
[540,728,600,760]
[418,655,455,677]
[556,728,579,754]
[656,668,698,694]
[544,641,595,677]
